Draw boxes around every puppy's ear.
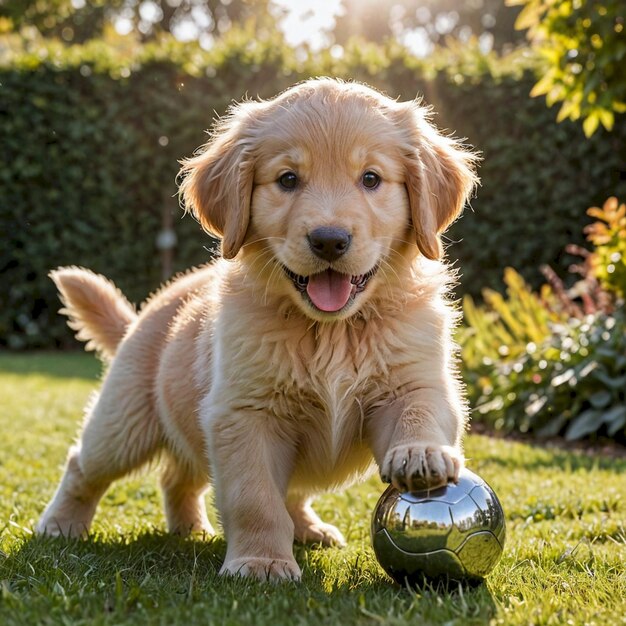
[179,104,258,259]
[398,103,479,260]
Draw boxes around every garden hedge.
[2,34,625,348]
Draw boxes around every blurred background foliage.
[1,0,625,441]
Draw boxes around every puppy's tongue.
[306,269,352,312]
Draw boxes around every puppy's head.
[179,79,478,321]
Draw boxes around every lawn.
[0,352,624,625]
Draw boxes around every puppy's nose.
[307,227,352,262]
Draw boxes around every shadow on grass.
[0,351,102,380]
[1,532,498,623]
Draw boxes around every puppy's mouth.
[283,265,379,313]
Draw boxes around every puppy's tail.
[50,267,137,362]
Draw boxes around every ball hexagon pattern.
[371,468,506,585]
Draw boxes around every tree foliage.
[1,0,525,51]
[333,0,524,52]
[0,0,273,42]
[509,0,626,136]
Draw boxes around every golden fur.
[38,78,478,581]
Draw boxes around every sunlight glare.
[273,0,343,50]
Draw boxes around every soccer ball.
[371,468,506,586]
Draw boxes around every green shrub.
[585,197,626,299]
[462,200,626,441]
[1,33,625,348]
[461,267,565,368]
[469,311,626,440]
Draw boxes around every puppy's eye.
[362,171,381,189]
[278,171,298,190]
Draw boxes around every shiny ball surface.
[371,468,505,586]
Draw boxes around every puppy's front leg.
[206,407,300,582]
[368,385,466,492]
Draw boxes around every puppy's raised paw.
[219,557,302,582]
[380,443,463,492]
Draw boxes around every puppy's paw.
[294,521,346,548]
[380,443,463,492]
[35,516,88,538]
[220,557,301,582]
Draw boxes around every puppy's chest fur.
[247,316,399,486]
[206,274,441,489]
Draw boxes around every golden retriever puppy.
[37,78,478,581]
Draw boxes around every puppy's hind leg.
[287,496,346,547]
[36,441,108,538]
[160,456,214,536]
[37,377,163,538]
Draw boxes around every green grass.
[0,352,625,626]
